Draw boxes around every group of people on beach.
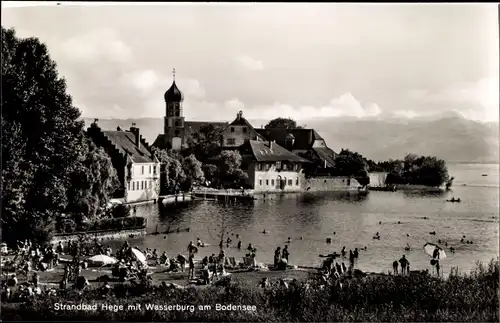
[274,245,290,269]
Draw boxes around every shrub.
[2,260,498,322]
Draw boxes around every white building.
[239,140,310,192]
[88,123,161,203]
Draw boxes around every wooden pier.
[157,193,194,205]
[191,188,256,202]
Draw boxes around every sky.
[2,2,499,123]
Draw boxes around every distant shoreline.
[447,161,499,165]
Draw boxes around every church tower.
[163,68,185,151]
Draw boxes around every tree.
[181,154,205,190]
[1,27,86,246]
[185,124,224,164]
[212,150,248,188]
[202,164,218,184]
[384,154,450,187]
[65,137,120,223]
[333,149,370,186]
[152,148,187,194]
[264,117,305,129]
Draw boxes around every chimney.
[237,110,243,120]
[130,124,140,149]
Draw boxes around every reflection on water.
[116,164,499,277]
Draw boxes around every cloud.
[407,77,499,122]
[235,55,264,71]
[224,98,245,111]
[59,29,133,63]
[46,28,212,119]
[225,93,383,121]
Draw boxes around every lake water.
[114,163,499,276]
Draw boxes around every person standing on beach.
[274,247,281,268]
[399,255,409,276]
[393,260,399,275]
[188,254,195,280]
[187,241,197,257]
[341,246,346,258]
[435,260,441,277]
[353,248,359,266]
[349,250,355,270]
[282,245,290,262]
[432,246,441,260]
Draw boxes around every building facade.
[153,70,228,151]
[87,123,161,203]
[239,140,310,192]
[221,111,266,149]
[255,128,337,172]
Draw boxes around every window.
[175,111,180,117]
[243,127,247,133]
[153,166,157,174]
[132,182,135,190]
[264,164,270,171]
[230,127,235,132]
[283,163,288,171]
[141,166,144,175]
[175,103,180,108]
[174,130,180,136]
[271,179,275,186]
[175,120,181,127]
[168,111,174,117]
[149,165,152,174]
[288,179,292,186]
[226,138,236,145]
[141,181,143,190]
[296,178,299,185]
[259,179,262,186]
[128,182,130,191]
[257,163,262,171]
[276,161,281,169]
[266,179,269,186]
[295,164,300,171]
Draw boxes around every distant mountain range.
[83,114,499,164]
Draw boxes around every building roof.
[241,140,310,163]
[164,80,184,102]
[255,128,324,150]
[312,147,337,167]
[102,130,156,163]
[226,111,267,141]
[152,134,170,150]
[185,121,229,134]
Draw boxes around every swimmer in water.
[287,237,291,243]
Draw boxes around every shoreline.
[51,227,147,244]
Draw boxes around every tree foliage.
[1,27,118,246]
[182,154,205,189]
[212,150,248,188]
[185,124,223,164]
[332,149,370,186]
[1,27,86,246]
[385,154,450,187]
[264,117,305,130]
[152,148,205,193]
[65,137,120,223]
